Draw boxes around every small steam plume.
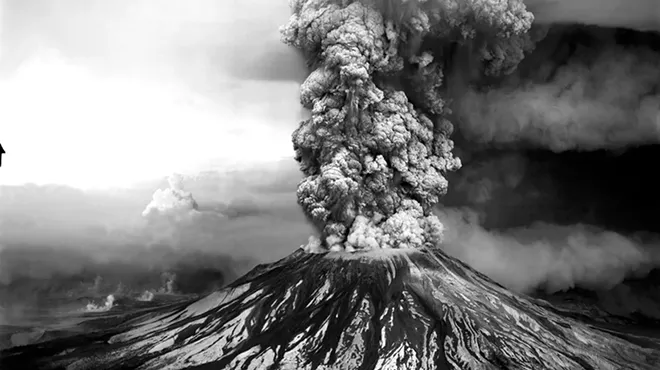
[141,173,207,247]
[114,282,127,296]
[84,294,115,313]
[93,275,103,293]
[137,290,155,302]
[160,272,176,294]
[142,174,199,220]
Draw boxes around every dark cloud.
[275,0,660,298]
[524,0,660,31]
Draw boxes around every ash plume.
[282,0,660,296]
[281,0,539,252]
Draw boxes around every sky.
[0,0,307,189]
[0,0,316,293]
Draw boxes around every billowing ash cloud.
[280,0,541,252]
[282,0,660,295]
[437,208,660,293]
[455,37,660,152]
[433,143,660,293]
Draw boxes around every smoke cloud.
[280,0,540,252]
[455,34,660,152]
[280,0,660,299]
[437,208,660,293]
[0,161,313,327]
[426,145,660,294]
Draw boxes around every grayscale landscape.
[1,0,660,369]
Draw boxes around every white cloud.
[0,0,305,189]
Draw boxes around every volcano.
[2,247,659,369]
[3,0,660,368]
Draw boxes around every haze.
[0,0,315,304]
[0,0,306,189]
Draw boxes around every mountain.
[2,247,660,369]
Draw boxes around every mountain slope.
[2,247,660,369]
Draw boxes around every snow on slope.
[2,247,659,369]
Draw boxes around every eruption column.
[281,0,535,252]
